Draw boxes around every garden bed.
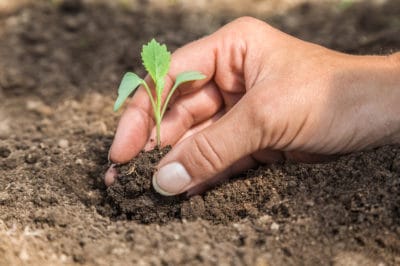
[0,0,399,265]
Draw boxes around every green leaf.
[174,71,206,88]
[113,72,144,111]
[161,71,206,118]
[141,39,171,92]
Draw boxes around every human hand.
[106,17,400,195]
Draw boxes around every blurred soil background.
[0,0,399,265]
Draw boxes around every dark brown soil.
[106,146,187,224]
[0,0,399,265]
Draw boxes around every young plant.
[113,39,206,147]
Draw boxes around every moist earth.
[0,0,399,265]
[106,146,187,224]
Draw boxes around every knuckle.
[221,17,264,39]
[176,102,195,129]
[246,90,270,126]
[244,90,277,149]
[190,132,224,174]
[230,17,270,35]
[232,16,260,27]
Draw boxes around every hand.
[106,17,400,195]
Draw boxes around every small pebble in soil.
[58,139,69,149]
[270,222,280,232]
[26,100,53,117]
[87,121,108,135]
[25,152,39,164]
[258,215,272,225]
[0,146,11,158]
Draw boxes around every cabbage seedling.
[114,39,206,146]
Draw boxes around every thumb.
[152,91,265,196]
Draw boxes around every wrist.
[367,52,400,146]
[388,52,400,144]
[341,52,400,148]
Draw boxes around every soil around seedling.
[107,146,273,225]
[107,146,187,224]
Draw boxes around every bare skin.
[105,17,400,196]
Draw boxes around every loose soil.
[0,0,399,265]
[106,146,187,224]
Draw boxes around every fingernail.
[152,162,191,196]
[104,164,118,187]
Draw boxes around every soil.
[0,0,399,265]
[106,146,187,224]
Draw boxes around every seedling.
[114,39,206,146]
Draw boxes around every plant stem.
[155,84,162,147]
[142,81,161,147]
[155,115,161,147]
[142,82,157,116]
[161,83,178,120]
